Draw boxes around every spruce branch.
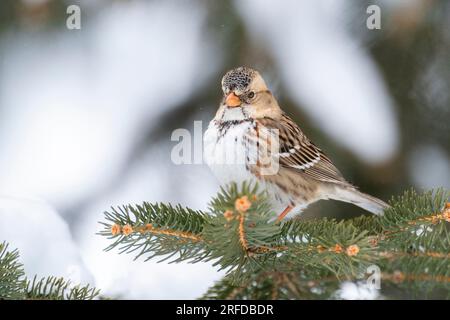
[99,202,208,263]
[25,276,99,300]
[0,242,99,300]
[99,182,450,299]
[0,242,26,300]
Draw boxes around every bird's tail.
[329,187,390,216]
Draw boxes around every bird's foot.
[275,205,293,223]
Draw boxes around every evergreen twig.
[0,242,100,300]
[99,183,450,299]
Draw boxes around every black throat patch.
[215,119,254,141]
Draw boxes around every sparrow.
[204,66,389,221]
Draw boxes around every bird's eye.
[248,91,255,99]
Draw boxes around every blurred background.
[0,0,449,299]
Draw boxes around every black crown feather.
[222,66,255,92]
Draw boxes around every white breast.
[203,120,256,186]
[203,119,297,218]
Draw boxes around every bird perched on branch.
[204,66,389,221]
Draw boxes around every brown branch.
[280,273,302,297]
[238,212,249,251]
[110,223,203,242]
[382,272,450,284]
[226,286,246,300]
[378,250,450,260]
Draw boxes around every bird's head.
[217,66,281,121]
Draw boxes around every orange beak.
[225,92,241,108]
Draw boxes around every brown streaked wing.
[257,114,353,187]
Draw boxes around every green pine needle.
[99,182,450,299]
[0,241,100,300]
